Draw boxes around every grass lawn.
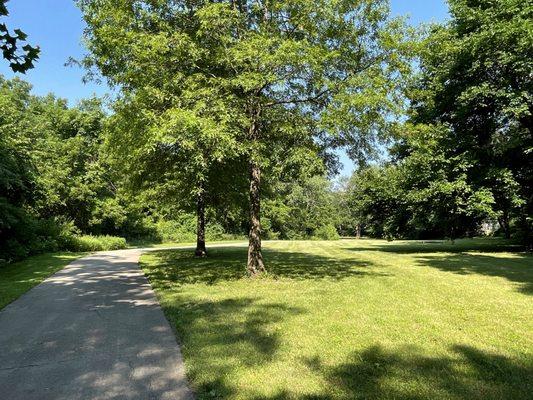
[141,238,533,400]
[0,252,85,309]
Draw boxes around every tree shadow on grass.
[145,246,390,287]
[0,252,84,309]
[341,240,532,295]
[342,239,526,254]
[252,344,532,400]
[163,297,305,399]
[415,252,533,295]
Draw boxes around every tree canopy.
[343,0,532,246]
[78,0,413,274]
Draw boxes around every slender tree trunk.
[355,223,361,239]
[449,223,456,244]
[521,201,533,252]
[498,211,511,239]
[247,161,265,275]
[246,102,265,275]
[195,186,207,257]
[447,212,456,244]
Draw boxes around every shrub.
[313,225,340,240]
[285,230,307,240]
[155,217,245,243]
[1,238,28,263]
[206,222,226,241]
[69,235,127,251]
[0,212,126,263]
[264,230,280,240]
[155,218,197,243]
[0,207,75,262]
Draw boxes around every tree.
[0,77,36,261]
[347,165,408,240]
[398,125,496,241]
[79,0,412,274]
[78,0,247,257]
[410,0,533,246]
[264,175,339,239]
[331,176,358,238]
[208,0,411,274]
[0,0,39,72]
[346,124,496,241]
[103,87,243,257]
[0,77,117,260]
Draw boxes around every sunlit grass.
[0,252,85,309]
[141,238,533,400]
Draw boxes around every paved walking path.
[0,248,200,400]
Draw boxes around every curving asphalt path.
[0,246,235,400]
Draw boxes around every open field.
[141,238,533,400]
[0,252,85,309]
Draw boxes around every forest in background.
[1,0,531,265]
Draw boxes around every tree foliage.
[413,0,532,244]
[0,0,39,72]
[78,0,413,273]
[4,0,530,265]
[345,0,532,245]
[0,77,127,261]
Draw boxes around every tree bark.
[498,211,511,239]
[195,186,207,257]
[447,208,459,244]
[520,202,533,252]
[355,223,361,239]
[247,160,265,275]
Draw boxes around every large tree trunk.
[247,161,265,275]
[195,187,207,257]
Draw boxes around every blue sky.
[0,0,450,174]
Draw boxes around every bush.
[0,211,127,264]
[206,222,226,241]
[155,217,245,243]
[68,235,127,252]
[155,217,197,243]
[264,230,280,240]
[313,225,340,240]
[0,206,74,262]
[285,230,307,240]
[1,238,28,263]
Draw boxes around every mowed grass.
[0,252,85,309]
[140,239,533,400]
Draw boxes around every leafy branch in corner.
[0,0,39,73]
